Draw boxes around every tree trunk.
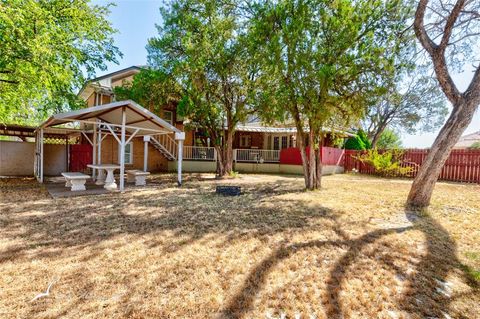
[307,129,316,190]
[223,129,234,174]
[298,128,322,191]
[216,129,234,178]
[297,131,310,188]
[315,135,323,189]
[370,121,388,149]
[407,100,477,207]
[408,0,480,207]
[215,145,225,177]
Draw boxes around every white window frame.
[240,135,252,148]
[119,142,133,165]
[162,110,173,125]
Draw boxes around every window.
[273,136,280,150]
[240,135,252,148]
[267,135,272,149]
[119,142,133,164]
[162,110,173,125]
[281,136,288,149]
[272,135,290,150]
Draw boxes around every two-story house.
[77,66,347,174]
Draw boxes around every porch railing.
[234,149,280,163]
[183,146,216,161]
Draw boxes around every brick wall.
[233,132,264,149]
[95,136,169,172]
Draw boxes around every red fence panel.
[69,144,92,173]
[280,147,345,166]
[321,147,345,165]
[344,148,480,184]
[279,147,309,165]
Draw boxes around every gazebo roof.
[38,100,180,136]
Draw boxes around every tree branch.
[439,0,467,50]
[414,0,463,104]
[414,0,438,55]
[0,79,19,84]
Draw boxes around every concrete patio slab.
[45,181,117,198]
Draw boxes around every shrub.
[356,149,413,177]
[376,129,403,149]
[228,171,240,178]
[468,141,480,149]
[344,129,371,150]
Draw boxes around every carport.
[35,100,185,191]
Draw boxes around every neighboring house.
[76,66,348,174]
[454,130,480,149]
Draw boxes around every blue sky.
[93,0,480,148]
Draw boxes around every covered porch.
[181,123,353,164]
[35,100,186,193]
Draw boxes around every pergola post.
[40,128,44,183]
[175,132,185,186]
[92,120,97,179]
[65,135,69,171]
[119,107,126,191]
[34,130,38,180]
[97,126,102,165]
[143,135,150,172]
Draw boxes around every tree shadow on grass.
[219,222,409,319]
[0,178,327,263]
[397,210,479,318]
[220,207,479,319]
[2,177,479,318]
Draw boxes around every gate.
[69,144,92,172]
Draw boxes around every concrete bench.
[61,172,90,191]
[126,170,150,186]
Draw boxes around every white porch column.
[97,128,102,165]
[120,107,126,191]
[34,130,38,180]
[92,120,97,179]
[143,135,150,172]
[40,128,44,183]
[175,132,185,186]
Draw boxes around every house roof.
[88,66,144,83]
[38,100,181,136]
[455,130,480,148]
[0,124,81,138]
[77,66,145,100]
[235,121,355,136]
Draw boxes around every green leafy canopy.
[0,0,121,124]
[249,0,413,188]
[145,0,260,175]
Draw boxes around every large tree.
[146,0,258,177]
[407,0,480,207]
[364,72,448,148]
[0,0,121,124]
[251,0,412,189]
[114,69,181,113]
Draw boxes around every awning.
[235,122,355,137]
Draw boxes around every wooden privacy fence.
[344,149,480,184]
[280,146,345,166]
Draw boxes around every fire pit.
[216,185,241,196]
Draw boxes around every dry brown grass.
[0,173,479,319]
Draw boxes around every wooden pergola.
[35,100,185,191]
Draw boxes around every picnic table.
[87,164,120,190]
